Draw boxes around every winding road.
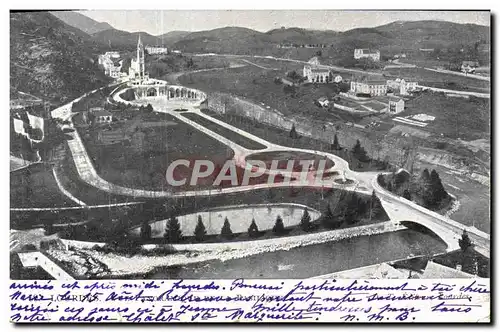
[45,79,490,256]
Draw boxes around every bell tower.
[137,35,145,80]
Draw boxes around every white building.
[333,75,343,83]
[99,52,123,78]
[461,61,479,73]
[94,111,113,124]
[104,51,120,58]
[388,97,405,114]
[317,97,329,107]
[387,78,418,95]
[350,79,387,96]
[354,49,381,62]
[145,46,169,55]
[303,65,332,83]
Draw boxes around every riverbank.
[47,220,405,278]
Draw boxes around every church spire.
[137,34,142,47]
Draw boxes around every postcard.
[9,9,491,323]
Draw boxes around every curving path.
[50,80,490,254]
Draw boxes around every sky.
[80,10,490,36]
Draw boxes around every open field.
[10,163,77,208]
[180,112,267,150]
[79,112,235,191]
[397,91,490,141]
[179,65,357,123]
[383,67,490,92]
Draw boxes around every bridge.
[372,175,490,256]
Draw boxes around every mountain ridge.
[50,11,114,35]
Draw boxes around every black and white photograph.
[8,8,491,323]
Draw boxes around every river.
[148,228,447,279]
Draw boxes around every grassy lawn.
[180,112,267,150]
[10,163,77,208]
[201,109,389,172]
[247,151,335,170]
[79,112,235,191]
[383,67,490,92]
[397,91,490,141]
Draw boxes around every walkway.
[17,251,74,280]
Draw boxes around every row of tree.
[139,191,384,244]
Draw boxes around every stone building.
[354,49,381,61]
[350,78,387,96]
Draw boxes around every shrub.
[221,217,233,240]
[300,208,312,232]
[272,215,286,235]
[194,216,207,242]
[248,219,259,238]
[164,216,182,243]
[140,221,152,241]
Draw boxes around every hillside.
[50,10,114,34]
[170,20,490,60]
[10,12,111,104]
[265,28,339,44]
[156,30,191,45]
[173,26,273,54]
[91,28,163,49]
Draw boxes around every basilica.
[129,35,149,82]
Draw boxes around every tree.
[289,124,299,139]
[300,208,312,232]
[194,216,207,242]
[321,204,340,229]
[331,134,341,150]
[419,169,433,207]
[345,194,360,225]
[272,215,286,235]
[369,190,382,219]
[145,104,154,112]
[458,230,473,252]
[140,221,152,241]
[164,216,182,243]
[221,217,233,239]
[430,169,448,202]
[402,189,412,200]
[352,139,368,162]
[248,218,259,238]
[43,221,55,236]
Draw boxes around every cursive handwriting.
[9,279,490,323]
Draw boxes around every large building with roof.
[350,78,387,96]
[354,48,381,62]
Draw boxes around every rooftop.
[94,111,113,117]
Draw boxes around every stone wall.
[206,92,399,163]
